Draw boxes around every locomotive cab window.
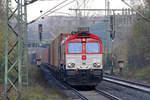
[86,42,100,53]
[68,42,82,53]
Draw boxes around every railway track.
[62,81,122,100]
[41,64,122,100]
[40,64,150,100]
[63,84,122,100]
[62,83,89,100]
[103,75,150,94]
[41,64,88,100]
[95,88,122,100]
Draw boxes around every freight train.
[39,31,103,87]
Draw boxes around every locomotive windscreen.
[86,42,100,53]
[68,43,82,53]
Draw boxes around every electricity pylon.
[4,0,28,99]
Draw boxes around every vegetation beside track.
[22,65,70,100]
[124,0,150,83]
[0,11,70,100]
[0,19,5,84]
[0,19,16,99]
[105,65,150,84]
[105,1,150,84]
[0,65,70,100]
[22,85,64,100]
[123,66,150,83]
[0,13,5,99]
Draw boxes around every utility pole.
[105,0,110,70]
[105,0,110,16]
[4,0,28,99]
[38,24,43,42]
[121,0,150,22]
[110,11,115,74]
[75,0,79,31]
[84,0,85,16]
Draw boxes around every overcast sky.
[27,0,130,22]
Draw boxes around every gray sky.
[27,0,130,22]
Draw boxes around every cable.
[85,0,90,8]
[75,0,88,17]
[28,0,70,24]
[78,0,87,8]
[45,0,75,17]
[51,12,73,16]
[121,0,150,22]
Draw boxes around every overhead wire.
[28,0,70,24]
[78,0,87,9]
[121,0,150,22]
[72,0,89,16]
[52,12,73,16]
[74,0,88,17]
[44,0,76,17]
[85,0,90,8]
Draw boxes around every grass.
[119,65,150,83]
[0,83,69,100]
[0,18,5,100]
[105,65,150,84]
[134,66,150,83]
[22,85,63,100]
[0,65,71,100]
[104,67,120,75]
[0,85,4,100]
[0,14,71,99]
[22,65,70,100]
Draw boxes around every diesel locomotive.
[40,31,103,87]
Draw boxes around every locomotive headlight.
[68,63,75,68]
[93,63,101,68]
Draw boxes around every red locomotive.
[41,31,103,87]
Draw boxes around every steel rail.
[40,64,88,100]
[103,75,150,94]
[104,75,150,88]
[62,82,89,100]
[95,88,122,100]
